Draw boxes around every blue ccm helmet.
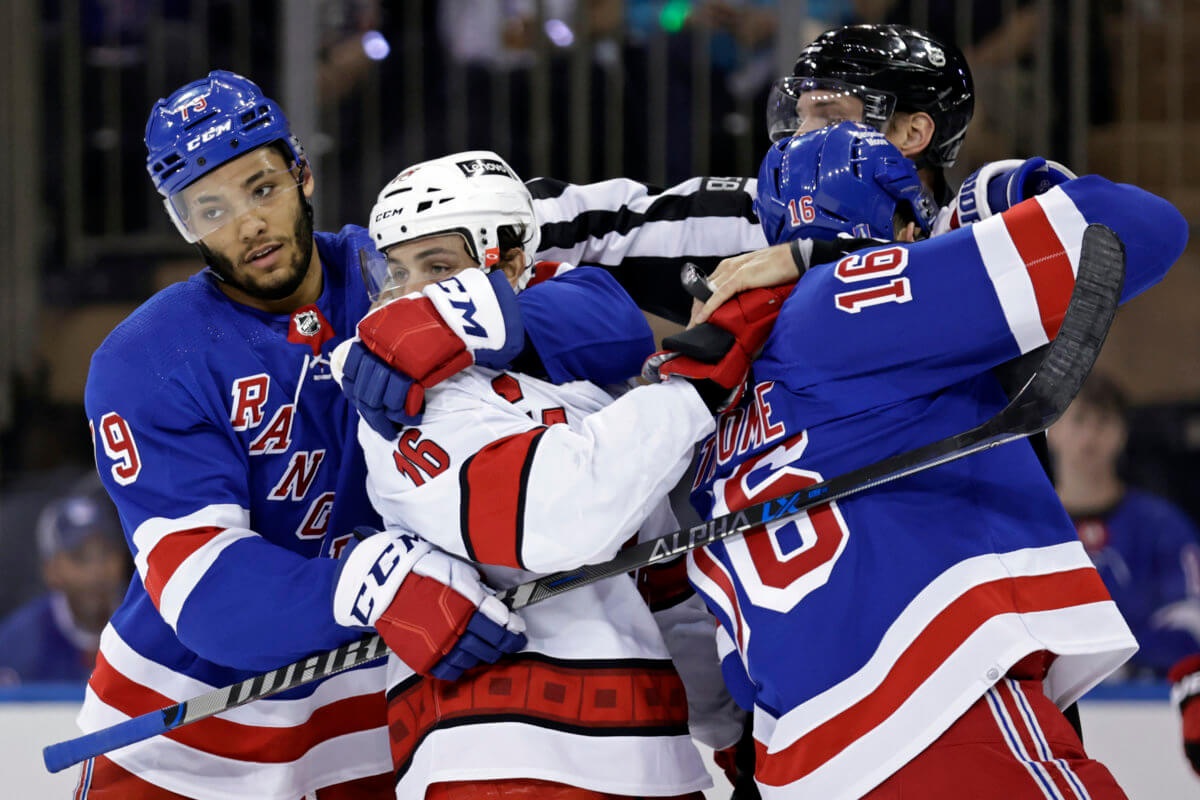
[145,70,305,241]
[754,121,936,246]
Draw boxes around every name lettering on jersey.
[648,512,750,562]
[249,404,295,455]
[97,412,142,485]
[432,277,488,338]
[392,429,450,487]
[491,373,567,426]
[230,374,270,430]
[268,450,326,500]
[694,382,787,489]
[295,491,335,539]
[328,533,354,559]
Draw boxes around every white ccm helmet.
[364,151,541,301]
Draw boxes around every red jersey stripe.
[87,652,386,764]
[142,527,224,608]
[693,547,747,651]
[460,429,545,569]
[387,656,689,772]
[754,567,1111,786]
[1000,200,1076,340]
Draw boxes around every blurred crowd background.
[0,0,1198,686]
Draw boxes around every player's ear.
[298,158,315,199]
[888,112,936,160]
[496,248,525,288]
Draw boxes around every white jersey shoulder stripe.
[972,211,1052,353]
[131,504,249,579]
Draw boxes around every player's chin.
[241,262,307,301]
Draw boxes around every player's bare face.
[379,234,480,301]
[793,91,867,135]
[181,147,316,306]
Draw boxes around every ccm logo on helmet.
[374,208,405,223]
[186,119,233,152]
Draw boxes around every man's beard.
[199,195,316,303]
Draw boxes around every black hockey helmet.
[771,24,974,169]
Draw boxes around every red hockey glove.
[332,530,527,680]
[644,282,796,413]
[1169,654,1200,776]
[712,744,739,787]
[356,269,525,418]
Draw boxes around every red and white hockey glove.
[332,529,527,681]
[355,269,526,420]
[1169,654,1200,776]
[643,282,796,413]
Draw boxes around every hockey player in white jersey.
[330,152,735,799]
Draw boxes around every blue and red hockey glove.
[349,269,525,431]
[644,282,796,413]
[1169,654,1200,776]
[947,156,1077,230]
[332,529,527,681]
[337,340,420,435]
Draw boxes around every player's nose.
[237,209,269,241]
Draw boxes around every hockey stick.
[43,224,1123,774]
[498,223,1126,610]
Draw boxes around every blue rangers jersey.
[80,228,674,796]
[1072,489,1200,675]
[83,226,391,797]
[686,177,1188,799]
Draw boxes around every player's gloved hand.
[1169,654,1200,776]
[712,745,739,787]
[645,283,796,413]
[947,157,1077,230]
[355,269,525,418]
[333,339,419,436]
[332,529,527,681]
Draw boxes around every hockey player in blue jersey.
[79,69,767,798]
[647,122,1189,798]
[1048,373,1200,676]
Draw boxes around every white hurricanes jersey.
[358,364,716,798]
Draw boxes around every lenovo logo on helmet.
[186,119,233,152]
[456,158,514,179]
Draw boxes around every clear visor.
[765,77,897,142]
[358,230,484,309]
[358,247,408,307]
[165,165,304,244]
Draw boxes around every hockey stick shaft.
[43,225,1124,774]
[499,223,1126,610]
[43,634,388,773]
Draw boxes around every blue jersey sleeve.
[517,267,655,385]
[86,347,358,672]
[755,177,1187,414]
